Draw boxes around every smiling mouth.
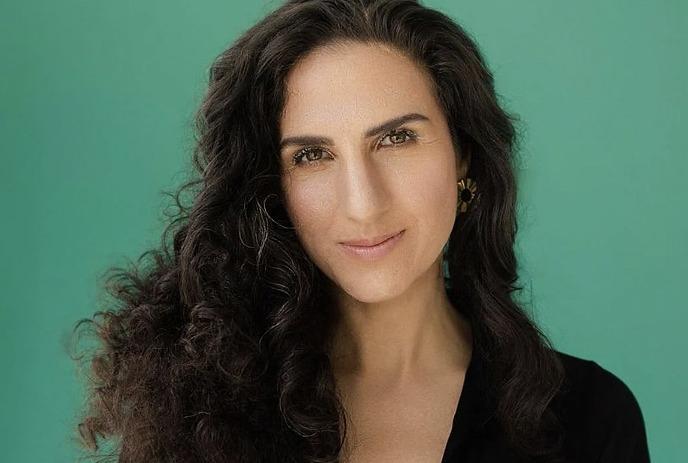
[339,230,404,247]
[338,229,405,259]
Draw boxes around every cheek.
[403,157,457,231]
[282,177,336,247]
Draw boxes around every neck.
[328,255,472,384]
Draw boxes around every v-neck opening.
[440,342,492,462]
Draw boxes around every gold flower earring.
[457,177,478,213]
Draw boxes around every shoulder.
[554,350,643,421]
[551,350,651,462]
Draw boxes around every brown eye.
[379,128,417,147]
[291,146,330,167]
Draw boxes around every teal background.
[1,0,685,461]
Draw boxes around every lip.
[340,230,402,247]
[339,229,405,260]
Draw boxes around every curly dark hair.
[69,0,567,462]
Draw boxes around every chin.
[335,273,408,304]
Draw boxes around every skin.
[279,41,473,460]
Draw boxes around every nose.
[339,150,393,224]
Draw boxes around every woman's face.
[279,41,469,303]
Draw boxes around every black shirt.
[440,348,651,462]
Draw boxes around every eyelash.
[290,128,418,167]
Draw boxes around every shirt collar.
[441,342,498,460]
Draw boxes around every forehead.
[280,41,439,132]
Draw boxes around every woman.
[71,0,651,462]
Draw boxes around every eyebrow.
[279,112,430,150]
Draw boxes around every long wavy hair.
[70,0,566,462]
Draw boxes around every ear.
[456,147,471,181]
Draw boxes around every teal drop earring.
[442,242,451,283]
